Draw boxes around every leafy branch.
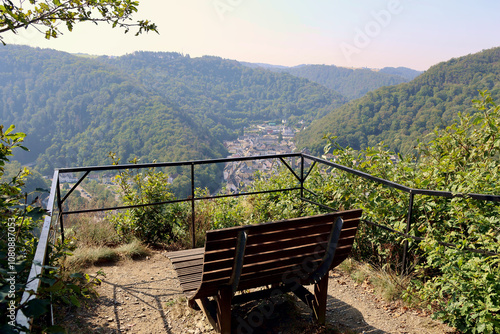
[0,0,158,44]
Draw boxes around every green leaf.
[4,124,15,135]
[22,298,50,319]
[69,295,81,307]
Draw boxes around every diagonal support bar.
[61,171,90,204]
[303,161,317,183]
[279,157,301,182]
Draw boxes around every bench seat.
[167,209,362,333]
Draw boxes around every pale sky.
[3,0,500,71]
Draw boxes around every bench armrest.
[228,230,248,293]
[308,216,344,284]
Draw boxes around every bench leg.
[216,286,232,334]
[313,274,329,324]
[288,274,329,324]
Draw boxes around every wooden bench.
[166,209,362,333]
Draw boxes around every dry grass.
[340,258,413,302]
[66,216,121,247]
[64,239,150,270]
[63,216,151,271]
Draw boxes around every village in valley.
[54,121,305,200]
[222,121,304,192]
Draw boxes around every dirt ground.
[57,251,457,334]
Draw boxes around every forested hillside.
[296,47,500,155]
[0,46,347,177]
[97,52,347,140]
[246,63,421,100]
[379,66,422,81]
[0,46,225,178]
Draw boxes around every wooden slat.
[179,275,202,285]
[245,233,331,255]
[181,279,201,288]
[177,266,203,277]
[202,234,357,267]
[205,209,361,240]
[182,285,199,293]
[167,249,205,296]
[171,253,205,265]
[237,268,311,292]
[202,240,328,274]
[197,254,323,293]
[172,258,204,269]
[203,214,359,253]
[204,222,332,251]
[166,247,204,259]
[240,254,323,279]
[203,247,237,263]
[242,242,328,267]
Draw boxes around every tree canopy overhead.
[0,0,157,44]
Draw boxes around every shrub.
[313,91,500,333]
[108,156,189,246]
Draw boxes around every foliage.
[296,47,500,155]
[0,0,157,44]
[108,156,189,246]
[0,124,29,216]
[411,91,500,333]
[67,216,121,248]
[3,160,50,204]
[99,92,497,333]
[306,143,413,266]
[0,125,101,333]
[340,259,414,302]
[378,67,422,81]
[309,91,500,333]
[245,168,321,223]
[0,125,40,332]
[190,188,247,247]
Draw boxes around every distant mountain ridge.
[378,66,422,81]
[241,62,422,100]
[295,47,500,155]
[96,52,347,139]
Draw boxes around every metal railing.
[16,153,500,330]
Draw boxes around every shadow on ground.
[57,271,181,334]
[228,291,385,334]
[326,294,388,334]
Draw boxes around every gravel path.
[58,251,456,334]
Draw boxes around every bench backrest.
[192,209,362,299]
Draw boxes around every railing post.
[402,192,415,275]
[191,163,196,249]
[300,155,304,198]
[55,175,64,243]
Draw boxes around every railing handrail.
[56,153,302,174]
[16,170,60,330]
[303,153,500,201]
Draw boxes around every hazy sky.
[3,0,500,71]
